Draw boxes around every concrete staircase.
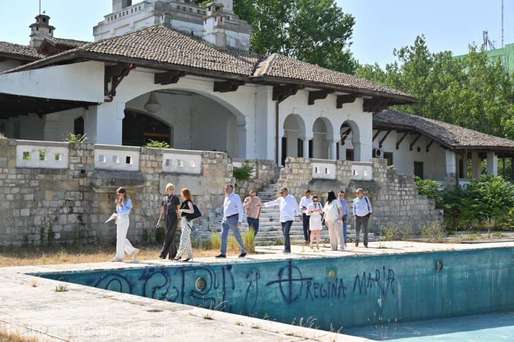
[241,183,329,246]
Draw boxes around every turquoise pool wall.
[37,247,514,330]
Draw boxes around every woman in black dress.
[158,183,180,259]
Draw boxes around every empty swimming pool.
[35,247,514,339]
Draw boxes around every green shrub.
[233,163,254,181]
[145,140,171,149]
[415,177,443,206]
[421,222,447,242]
[381,225,414,241]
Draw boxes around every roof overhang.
[0,93,96,119]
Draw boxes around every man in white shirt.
[352,188,373,248]
[299,190,313,245]
[217,184,247,258]
[263,187,299,254]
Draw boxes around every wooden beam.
[363,98,390,113]
[396,132,409,150]
[214,80,245,93]
[273,85,301,103]
[104,64,135,101]
[426,140,435,152]
[336,95,356,109]
[308,90,333,105]
[379,130,392,148]
[154,70,185,85]
[409,134,422,151]
[373,130,383,141]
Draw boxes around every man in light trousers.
[217,184,247,258]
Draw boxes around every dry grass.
[0,330,38,342]
[0,245,220,268]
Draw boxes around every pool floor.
[346,311,514,341]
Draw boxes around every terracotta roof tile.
[375,110,514,151]
[0,41,42,59]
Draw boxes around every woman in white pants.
[323,191,344,251]
[112,187,140,262]
[175,188,195,262]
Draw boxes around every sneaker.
[239,252,247,258]
[112,257,123,262]
[215,254,226,258]
[181,258,192,262]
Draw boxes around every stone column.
[471,151,482,179]
[445,150,457,185]
[487,151,498,176]
[329,139,337,160]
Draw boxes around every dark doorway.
[281,136,287,165]
[297,139,304,158]
[74,117,84,136]
[414,161,424,179]
[346,149,354,161]
[308,139,313,159]
[123,110,172,147]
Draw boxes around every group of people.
[108,183,373,262]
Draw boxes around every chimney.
[29,13,55,48]
[113,0,132,12]
[215,0,233,13]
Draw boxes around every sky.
[0,0,512,67]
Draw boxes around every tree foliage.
[196,0,357,73]
[357,35,514,139]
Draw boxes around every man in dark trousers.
[158,183,181,259]
[353,188,373,248]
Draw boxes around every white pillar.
[329,139,337,160]
[487,151,498,176]
[471,151,481,179]
[90,100,125,145]
[304,135,312,159]
[445,150,457,179]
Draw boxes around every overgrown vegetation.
[421,223,447,242]
[0,330,39,342]
[233,163,254,181]
[415,176,514,231]
[144,140,171,149]
[66,133,87,145]
[381,225,414,241]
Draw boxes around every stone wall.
[278,157,442,233]
[0,137,232,247]
[235,160,279,197]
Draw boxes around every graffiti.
[304,278,347,301]
[243,269,261,313]
[93,273,132,294]
[352,266,395,297]
[140,268,179,302]
[266,260,313,304]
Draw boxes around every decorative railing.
[15,141,69,169]
[94,145,140,172]
[162,150,202,175]
[311,160,337,180]
[351,162,373,181]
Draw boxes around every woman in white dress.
[323,191,343,251]
[307,195,323,250]
[112,187,140,262]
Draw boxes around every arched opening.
[123,109,173,146]
[339,120,361,161]
[282,114,306,165]
[311,118,333,160]
[123,90,246,158]
[73,117,84,136]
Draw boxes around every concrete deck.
[2,241,514,342]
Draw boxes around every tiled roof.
[374,110,514,151]
[0,41,42,60]
[44,37,88,48]
[3,25,412,102]
[253,53,412,99]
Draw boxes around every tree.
[357,36,514,139]
[196,0,357,73]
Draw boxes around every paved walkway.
[2,241,514,342]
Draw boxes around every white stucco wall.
[279,92,373,162]
[375,129,447,180]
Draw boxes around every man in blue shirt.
[217,184,247,258]
[352,188,373,248]
[338,191,350,248]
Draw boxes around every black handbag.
[186,204,202,221]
